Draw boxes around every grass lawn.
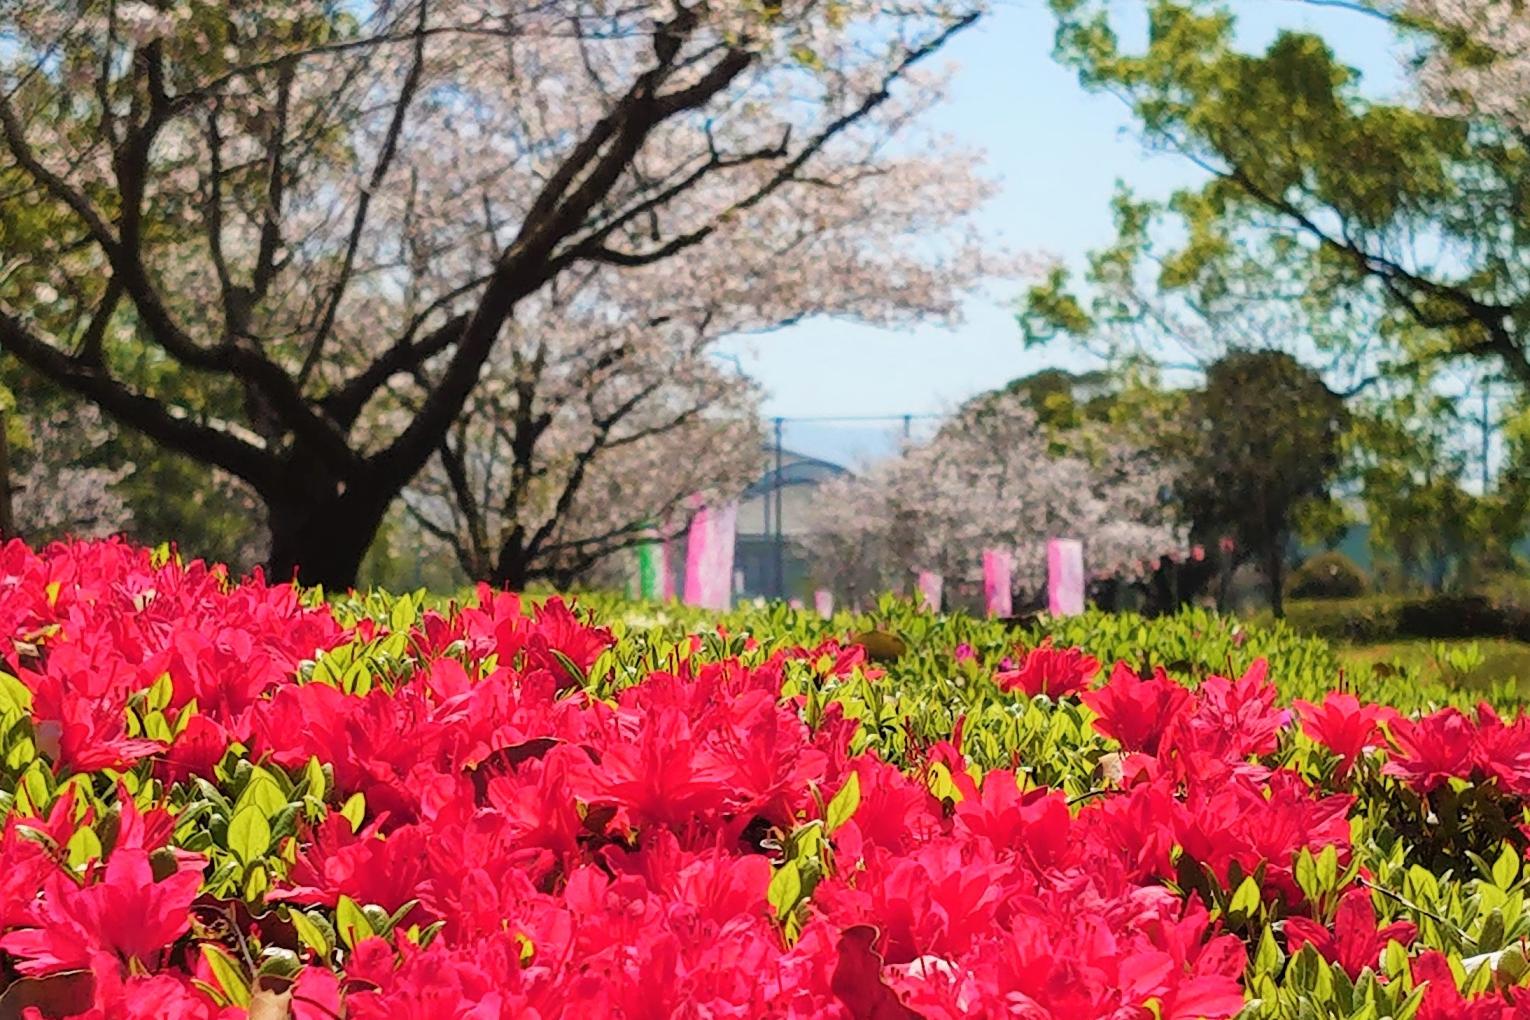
[1336,638,1530,697]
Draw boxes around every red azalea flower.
[1407,950,1529,1020]
[1082,662,1191,754]
[996,641,1100,699]
[1294,692,1394,777]
[953,771,1073,868]
[1182,659,1286,760]
[1470,703,1530,797]
[0,789,87,930]
[0,845,203,976]
[1384,708,1477,793]
[272,815,436,919]
[158,712,230,785]
[525,596,615,683]
[1283,887,1416,978]
[20,644,164,774]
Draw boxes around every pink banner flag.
[982,548,1013,618]
[1047,538,1085,616]
[813,589,834,619]
[661,537,676,601]
[915,571,943,613]
[684,503,738,610]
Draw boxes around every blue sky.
[716,1,1405,462]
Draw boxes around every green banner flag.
[636,529,663,601]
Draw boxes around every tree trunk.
[490,537,531,590]
[266,487,392,590]
[1265,541,1286,619]
[0,407,14,541]
[1215,547,1233,613]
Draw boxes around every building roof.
[741,449,848,499]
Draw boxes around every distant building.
[735,448,848,599]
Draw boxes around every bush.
[1282,593,1530,644]
[1281,595,1404,643]
[5,538,1530,1018]
[1396,592,1530,641]
[1288,551,1369,600]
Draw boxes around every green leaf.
[389,594,417,633]
[1494,842,1520,889]
[925,762,964,803]
[256,947,302,983]
[243,862,269,901]
[303,757,327,803]
[226,805,271,865]
[200,944,251,1008]
[335,895,373,949]
[339,792,365,832]
[147,672,174,712]
[1252,925,1283,976]
[549,648,586,686]
[288,909,332,957]
[1228,875,1262,921]
[823,773,861,835]
[0,671,33,714]
[64,825,102,869]
[234,767,288,819]
[1294,848,1319,903]
[382,899,420,936]
[1317,845,1339,892]
[767,860,802,922]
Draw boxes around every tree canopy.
[1037,0,1530,390]
[0,0,991,586]
[1177,350,1348,616]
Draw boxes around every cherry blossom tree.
[804,390,1184,605]
[1403,0,1530,132]
[0,0,988,586]
[398,125,996,587]
[399,309,765,588]
[8,404,132,543]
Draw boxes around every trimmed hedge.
[1282,593,1530,644]
[1288,551,1370,600]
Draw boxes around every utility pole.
[773,416,784,598]
[761,442,771,588]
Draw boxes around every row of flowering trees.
[804,387,1184,605]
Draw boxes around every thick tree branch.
[575,13,977,267]
[323,311,471,428]
[0,310,280,491]
[3,73,359,474]
[298,3,430,387]
[368,14,752,487]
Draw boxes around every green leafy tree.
[1042,0,1530,389]
[1178,350,1349,617]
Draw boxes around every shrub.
[1281,596,1404,644]
[3,538,1530,1018]
[1396,592,1530,641]
[1282,593,1530,645]
[1288,551,1370,600]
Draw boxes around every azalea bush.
[5,541,1530,1017]
[587,594,1523,714]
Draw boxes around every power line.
[764,412,944,424]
